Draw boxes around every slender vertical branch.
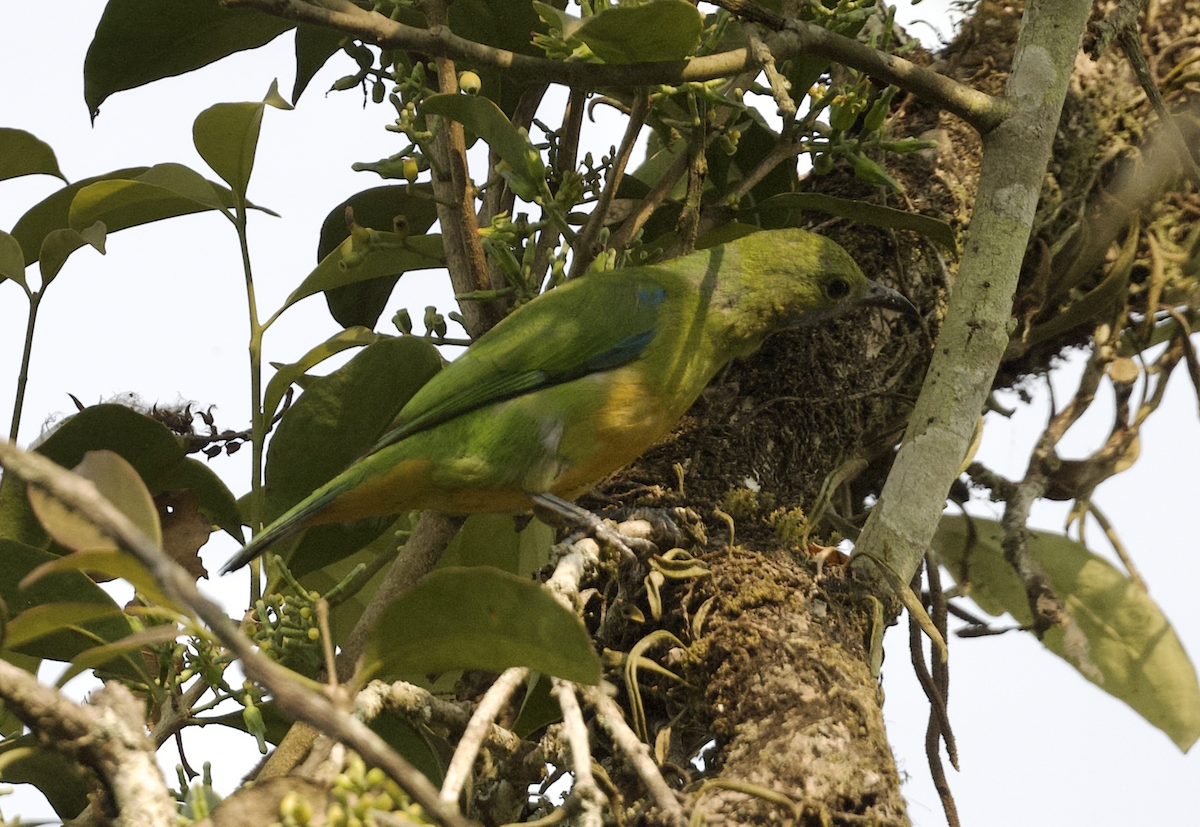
[569,89,650,276]
[421,0,502,337]
[855,0,1096,587]
[235,203,266,598]
[8,290,40,443]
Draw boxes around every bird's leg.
[530,493,657,567]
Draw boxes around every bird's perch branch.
[220,0,1006,133]
[854,0,1096,588]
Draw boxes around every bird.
[222,228,914,573]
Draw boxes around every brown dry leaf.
[157,489,210,580]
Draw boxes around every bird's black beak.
[862,280,918,316]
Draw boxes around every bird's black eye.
[827,278,850,299]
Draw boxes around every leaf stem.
[8,291,42,443]
[235,202,265,598]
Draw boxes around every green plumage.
[223,228,912,573]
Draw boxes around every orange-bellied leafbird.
[223,229,913,572]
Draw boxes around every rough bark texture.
[686,551,905,824]
[582,2,1200,825]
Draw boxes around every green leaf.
[84,0,293,119]
[28,450,163,553]
[0,231,28,289]
[317,185,442,329]
[158,457,245,543]
[369,712,446,785]
[421,94,548,201]
[193,82,293,200]
[447,0,550,116]
[0,540,138,673]
[24,551,176,613]
[293,25,346,103]
[933,515,1200,751]
[0,405,243,547]
[59,624,185,688]
[756,193,959,254]
[276,233,444,320]
[364,567,601,684]
[512,672,562,738]
[264,336,443,510]
[4,603,128,651]
[264,327,381,423]
[38,222,107,287]
[68,164,277,241]
[0,128,66,183]
[10,167,148,266]
[534,0,703,63]
[0,739,90,818]
[439,514,555,577]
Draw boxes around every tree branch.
[854,0,1096,587]
[0,667,174,826]
[220,0,1006,132]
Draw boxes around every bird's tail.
[220,484,347,574]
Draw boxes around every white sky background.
[0,3,1197,825]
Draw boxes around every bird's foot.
[603,505,707,551]
[531,493,654,569]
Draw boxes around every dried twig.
[441,667,529,805]
[583,686,686,827]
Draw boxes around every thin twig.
[569,89,651,277]
[551,679,606,826]
[441,667,529,805]
[582,686,686,827]
[219,0,1005,133]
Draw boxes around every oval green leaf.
[84,0,293,119]
[0,128,65,183]
[28,450,162,553]
[0,405,243,547]
[3,603,128,651]
[933,515,1200,751]
[0,540,138,674]
[316,185,442,329]
[38,222,107,287]
[420,94,547,201]
[23,550,176,612]
[263,327,381,423]
[364,567,601,685]
[264,336,443,575]
[293,25,346,103]
[193,82,292,200]
[0,740,91,818]
[439,513,555,578]
[535,0,702,63]
[274,233,444,320]
[10,167,148,266]
[756,193,958,255]
[0,231,28,288]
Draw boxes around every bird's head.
[710,229,917,350]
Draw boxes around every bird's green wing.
[369,269,674,452]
